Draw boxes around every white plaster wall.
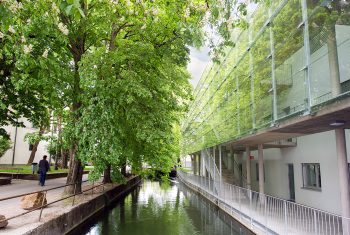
[249,148,290,199]
[232,130,350,215]
[281,131,343,214]
[0,118,49,165]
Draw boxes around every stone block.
[0,215,8,228]
[20,192,47,210]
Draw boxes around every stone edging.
[23,176,141,235]
[0,171,89,180]
[0,177,11,185]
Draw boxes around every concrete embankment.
[24,176,141,235]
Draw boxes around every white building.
[0,118,50,165]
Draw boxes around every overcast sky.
[187,46,210,88]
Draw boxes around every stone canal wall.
[24,176,141,235]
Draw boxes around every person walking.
[38,155,50,186]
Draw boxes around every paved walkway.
[0,175,104,235]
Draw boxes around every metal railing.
[178,171,350,235]
[232,157,247,188]
[203,148,221,181]
[0,180,105,226]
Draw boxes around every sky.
[187,46,210,89]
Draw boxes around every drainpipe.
[11,125,18,166]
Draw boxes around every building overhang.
[223,95,350,149]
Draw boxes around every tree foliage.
[1,0,253,189]
[0,136,11,157]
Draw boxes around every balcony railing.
[178,171,350,235]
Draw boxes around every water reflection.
[82,181,248,235]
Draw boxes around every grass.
[0,164,68,174]
[0,164,93,174]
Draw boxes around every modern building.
[0,118,49,165]
[181,0,350,231]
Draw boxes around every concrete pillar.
[219,145,222,180]
[210,148,214,181]
[335,128,350,233]
[190,155,194,173]
[196,154,199,175]
[237,152,243,187]
[246,146,251,189]
[200,150,205,177]
[228,147,233,170]
[193,154,198,175]
[213,146,216,165]
[258,144,264,195]
[197,154,200,176]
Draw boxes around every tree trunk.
[61,149,68,169]
[65,54,83,193]
[27,127,45,165]
[65,145,84,194]
[327,24,341,97]
[27,141,39,165]
[103,164,112,183]
[121,161,127,177]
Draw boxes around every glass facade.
[182,0,350,154]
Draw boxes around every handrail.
[0,179,106,224]
[203,148,220,181]
[180,170,350,218]
[178,170,350,235]
[0,180,89,202]
[232,157,247,188]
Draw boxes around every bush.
[0,136,12,157]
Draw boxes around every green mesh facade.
[182,0,350,154]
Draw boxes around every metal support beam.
[301,0,313,109]
[269,7,278,122]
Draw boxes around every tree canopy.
[1,0,252,190]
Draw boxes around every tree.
[0,1,53,139]
[2,0,251,193]
[24,127,47,165]
[0,136,11,158]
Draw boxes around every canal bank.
[75,180,254,235]
[25,176,141,235]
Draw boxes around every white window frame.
[302,163,321,190]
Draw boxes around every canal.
[77,180,252,235]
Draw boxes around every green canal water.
[79,180,249,235]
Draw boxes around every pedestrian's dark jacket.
[38,159,49,173]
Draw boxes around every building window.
[302,163,321,190]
